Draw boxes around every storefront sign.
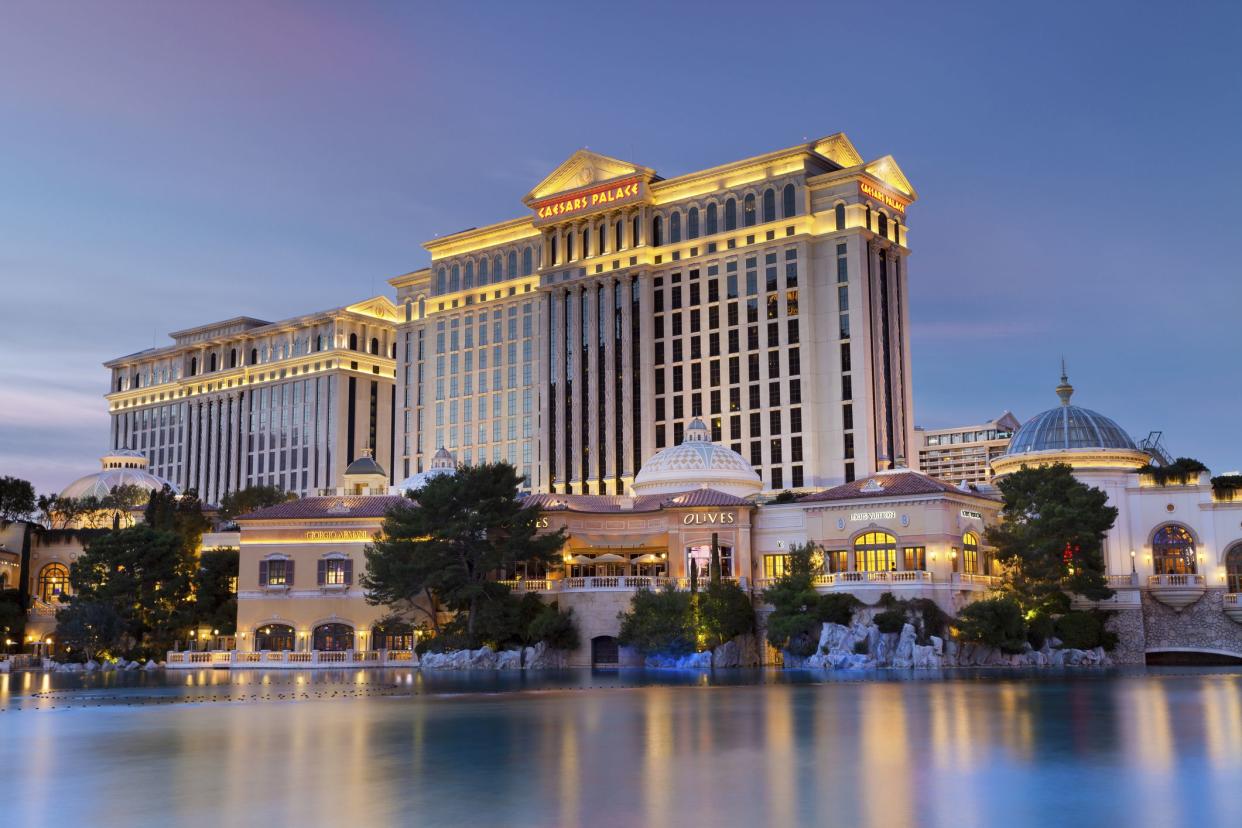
[682,512,736,526]
[535,516,550,529]
[859,181,908,214]
[849,510,896,522]
[305,530,372,542]
[532,176,644,223]
[960,509,983,521]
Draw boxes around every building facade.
[103,297,401,503]
[391,133,918,496]
[916,411,1020,486]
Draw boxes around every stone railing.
[755,571,935,592]
[1105,574,1140,587]
[1147,573,1207,588]
[29,600,59,617]
[500,575,746,593]
[956,573,1002,588]
[166,649,417,670]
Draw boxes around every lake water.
[2,667,1241,827]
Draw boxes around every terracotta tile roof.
[523,488,751,514]
[236,495,409,521]
[797,471,998,503]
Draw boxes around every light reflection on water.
[1,668,1241,827]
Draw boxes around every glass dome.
[1005,371,1137,455]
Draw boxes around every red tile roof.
[236,495,409,521]
[797,471,998,503]
[524,488,751,514]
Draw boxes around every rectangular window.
[904,547,927,571]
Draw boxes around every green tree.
[145,486,211,554]
[0,588,25,652]
[0,476,36,523]
[361,463,565,644]
[528,602,580,651]
[696,580,754,650]
[761,542,823,657]
[218,485,297,522]
[617,586,696,656]
[190,549,239,635]
[101,484,149,529]
[60,525,196,657]
[956,596,1028,654]
[54,600,126,662]
[987,463,1117,615]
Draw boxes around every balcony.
[499,576,748,594]
[1224,594,1242,624]
[1147,573,1207,610]
[166,649,416,670]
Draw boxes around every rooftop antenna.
[1056,357,1074,406]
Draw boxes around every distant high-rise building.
[915,412,1020,486]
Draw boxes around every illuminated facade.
[103,297,401,503]
[391,133,918,495]
[915,411,1020,486]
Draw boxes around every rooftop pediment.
[344,295,401,321]
[524,149,656,204]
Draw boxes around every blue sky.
[2,1,1239,494]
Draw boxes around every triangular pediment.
[345,295,401,321]
[525,150,655,204]
[812,133,864,168]
[863,155,916,198]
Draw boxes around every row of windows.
[434,247,538,295]
[650,184,798,247]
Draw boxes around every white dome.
[391,447,456,495]
[60,449,179,500]
[631,419,762,498]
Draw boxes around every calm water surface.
[2,667,1241,827]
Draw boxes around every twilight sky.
[1,1,1239,495]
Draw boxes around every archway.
[313,623,355,652]
[1152,525,1196,575]
[591,636,619,666]
[1226,544,1242,593]
[254,624,295,652]
[38,563,70,603]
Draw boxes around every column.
[237,391,249,491]
[585,280,600,491]
[207,396,220,503]
[536,290,553,492]
[602,276,618,493]
[186,400,198,494]
[569,284,583,493]
[619,275,635,479]
[227,392,240,495]
[637,273,655,467]
[867,239,890,470]
[885,247,907,467]
[553,289,568,491]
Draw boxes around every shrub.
[1054,610,1118,651]
[1026,612,1055,650]
[618,586,696,656]
[815,593,861,626]
[528,603,580,651]
[852,639,869,655]
[696,581,755,649]
[873,608,907,634]
[956,596,1028,654]
[770,613,820,658]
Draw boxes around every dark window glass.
[743,194,756,226]
[688,207,700,239]
[670,211,681,244]
[706,203,718,235]
[835,202,845,230]
[725,198,737,231]
[782,183,796,218]
[652,216,663,247]
[840,343,851,373]
[762,189,776,223]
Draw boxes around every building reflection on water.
[1,670,1242,827]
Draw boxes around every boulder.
[892,624,917,668]
[84,660,99,672]
[495,649,522,670]
[712,634,760,668]
[644,650,711,669]
[144,660,161,671]
[523,642,567,670]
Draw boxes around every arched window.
[478,257,488,286]
[521,247,532,275]
[854,532,897,572]
[495,254,505,282]
[687,206,700,239]
[686,543,733,578]
[651,215,663,247]
[348,333,358,351]
[189,357,197,376]
[208,353,217,372]
[878,212,888,238]
[39,563,70,603]
[565,231,574,261]
[229,348,237,369]
[1153,525,1197,574]
[116,376,123,392]
[403,301,412,323]
[1226,544,1242,592]
[614,220,623,251]
[743,193,756,227]
[449,265,460,292]
[835,202,846,230]
[254,623,295,652]
[435,267,446,294]
[581,227,590,258]
[133,372,141,389]
[892,218,901,245]
[463,261,474,289]
[762,188,775,223]
[963,532,980,574]
[724,198,737,231]
[313,623,354,652]
[783,183,796,218]
[669,211,681,244]
[370,337,379,356]
[865,205,872,231]
[249,348,258,364]
[598,223,606,253]
[372,620,413,651]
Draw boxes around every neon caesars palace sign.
[859,181,908,215]
[532,176,644,223]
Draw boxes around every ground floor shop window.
[686,544,733,578]
[313,623,354,651]
[255,624,295,651]
[854,532,896,572]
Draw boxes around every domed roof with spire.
[631,419,762,498]
[60,448,179,500]
[392,447,457,495]
[1003,365,1139,456]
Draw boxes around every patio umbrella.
[633,553,663,564]
[566,554,595,565]
[591,553,626,563]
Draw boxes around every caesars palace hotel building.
[391,133,917,495]
[103,133,917,501]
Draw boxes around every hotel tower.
[391,133,917,495]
